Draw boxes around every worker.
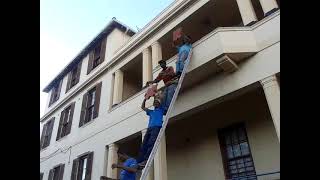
[137,97,165,168]
[146,59,178,114]
[175,35,192,77]
[109,152,138,180]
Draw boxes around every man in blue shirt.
[175,35,192,77]
[108,152,138,180]
[136,97,165,167]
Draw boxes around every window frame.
[92,43,102,69]
[49,80,62,107]
[40,118,54,150]
[85,88,96,123]
[218,123,257,180]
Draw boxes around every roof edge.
[42,18,136,92]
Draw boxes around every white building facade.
[40,0,280,180]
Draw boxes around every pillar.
[143,47,153,87]
[154,134,167,180]
[112,69,124,105]
[151,41,162,69]
[236,0,258,26]
[141,129,154,180]
[106,143,119,178]
[259,0,279,16]
[260,75,280,141]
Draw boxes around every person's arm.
[146,77,161,86]
[112,164,138,173]
[141,99,151,112]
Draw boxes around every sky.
[40,0,175,117]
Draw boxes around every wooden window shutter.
[56,110,65,141]
[79,93,88,127]
[75,62,82,84]
[40,123,47,150]
[58,164,65,180]
[71,159,79,180]
[66,102,75,135]
[99,39,107,63]
[93,82,102,119]
[87,52,94,74]
[85,152,94,180]
[66,72,72,93]
[46,118,55,147]
[48,169,54,180]
[56,80,63,101]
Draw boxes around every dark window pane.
[240,142,250,155]
[245,161,253,167]
[233,145,241,157]
[227,146,234,158]
[246,167,254,171]
[232,131,239,143]
[226,135,231,145]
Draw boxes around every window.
[218,123,257,180]
[40,118,55,150]
[71,152,94,180]
[93,44,101,68]
[40,173,43,180]
[56,102,75,140]
[79,82,102,127]
[49,80,62,107]
[87,39,107,74]
[66,62,82,92]
[48,164,65,180]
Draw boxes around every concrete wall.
[166,88,280,180]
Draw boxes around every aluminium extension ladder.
[139,48,193,180]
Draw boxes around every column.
[259,0,279,16]
[260,75,280,141]
[154,134,168,180]
[236,0,258,26]
[112,69,124,105]
[141,129,154,180]
[106,143,119,178]
[143,47,153,87]
[151,41,162,69]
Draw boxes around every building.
[40,0,280,180]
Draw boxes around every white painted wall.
[40,2,280,179]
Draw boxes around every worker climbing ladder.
[139,48,193,180]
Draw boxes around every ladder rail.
[139,48,193,180]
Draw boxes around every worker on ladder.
[136,96,166,168]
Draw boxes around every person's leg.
[137,128,151,163]
[161,87,169,112]
[142,127,161,162]
[164,84,177,111]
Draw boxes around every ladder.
[140,48,193,180]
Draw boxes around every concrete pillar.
[103,146,109,177]
[154,134,167,180]
[259,0,279,16]
[106,143,119,178]
[260,75,280,141]
[151,41,162,69]
[112,69,124,105]
[141,129,154,180]
[143,47,153,87]
[236,0,258,26]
